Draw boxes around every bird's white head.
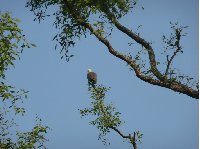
[88,69,92,73]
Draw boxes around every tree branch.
[109,126,137,149]
[81,22,199,99]
[62,0,199,99]
[109,126,130,139]
[165,49,180,76]
[164,28,182,76]
[108,15,165,81]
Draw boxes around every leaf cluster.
[0,106,16,147]
[0,12,49,149]
[0,116,49,149]
[162,22,188,56]
[0,11,38,114]
[79,85,122,145]
[0,12,35,79]
[26,0,137,61]
[0,82,29,116]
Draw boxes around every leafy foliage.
[26,0,137,61]
[15,116,49,149]
[0,115,49,149]
[0,83,28,115]
[0,11,35,115]
[80,85,122,145]
[79,85,142,148]
[0,12,35,79]
[0,106,16,148]
[0,12,49,149]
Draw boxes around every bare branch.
[109,126,137,149]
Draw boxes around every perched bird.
[87,69,97,88]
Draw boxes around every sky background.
[0,0,199,149]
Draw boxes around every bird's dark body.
[87,72,97,88]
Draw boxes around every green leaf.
[30,43,37,47]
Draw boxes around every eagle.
[87,69,97,88]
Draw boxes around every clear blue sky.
[1,0,198,149]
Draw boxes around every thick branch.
[63,0,199,99]
[81,22,199,99]
[110,18,165,81]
